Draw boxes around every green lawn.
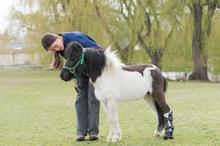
[0,70,220,146]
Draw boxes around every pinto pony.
[60,42,174,142]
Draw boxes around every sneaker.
[76,134,85,141]
[89,134,99,141]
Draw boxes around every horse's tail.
[163,76,168,92]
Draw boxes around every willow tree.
[0,31,11,48]
[10,0,110,46]
[135,0,183,69]
[93,0,145,63]
[184,0,220,80]
[9,0,110,67]
[93,0,182,68]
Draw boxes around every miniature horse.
[60,42,174,142]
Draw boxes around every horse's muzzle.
[60,71,72,81]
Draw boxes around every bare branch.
[119,1,128,22]
[93,0,127,59]
[138,33,151,55]
[137,0,151,37]
[162,24,174,51]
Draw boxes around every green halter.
[63,48,86,79]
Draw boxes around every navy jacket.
[57,32,102,58]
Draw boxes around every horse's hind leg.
[102,100,121,142]
[154,101,165,136]
[152,91,174,140]
[144,96,164,136]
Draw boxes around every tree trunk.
[138,34,162,69]
[150,53,162,69]
[189,1,209,81]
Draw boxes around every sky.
[0,0,15,34]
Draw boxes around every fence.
[0,50,41,69]
[163,72,220,83]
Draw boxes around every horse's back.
[122,63,167,92]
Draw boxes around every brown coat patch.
[122,64,153,76]
[122,64,167,93]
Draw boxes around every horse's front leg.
[102,100,121,142]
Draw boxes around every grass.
[0,70,220,146]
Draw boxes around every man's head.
[41,32,64,52]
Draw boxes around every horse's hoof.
[111,139,119,143]
[107,137,121,143]
[163,133,174,140]
[107,139,120,143]
[154,130,163,137]
[164,136,173,140]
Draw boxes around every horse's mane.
[85,48,106,78]
[84,47,124,81]
[104,47,124,70]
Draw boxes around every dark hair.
[41,32,62,69]
[41,33,57,50]
[52,52,61,69]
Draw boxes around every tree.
[94,0,182,68]
[0,31,11,48]
[9,0,110,66]
[185,0,220,80]
[137,0,182,69]
[93,0,144,63]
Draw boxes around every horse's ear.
[65,41,83,58]
[71,41,83,52]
